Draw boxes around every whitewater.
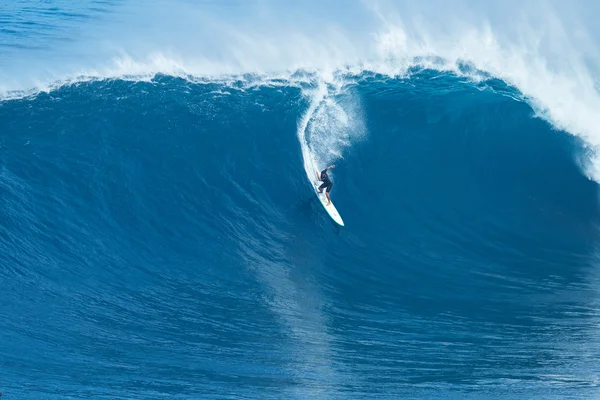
[2,0,600,399]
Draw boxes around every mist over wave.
[3,0,600,179]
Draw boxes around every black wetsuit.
[319,169,333,193]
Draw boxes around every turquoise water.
[2,1,600,399]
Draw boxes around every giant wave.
[3,0,600,399]
[1,70,600,399]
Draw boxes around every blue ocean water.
[3,1,600,399]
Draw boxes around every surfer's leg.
[325,182,332,205]
[318,182,327,193]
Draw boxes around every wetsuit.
[319,169,333,193]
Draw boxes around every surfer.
[317,165,335,206]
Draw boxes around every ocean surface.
[3,1,600,399]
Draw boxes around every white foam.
[363,1,600,179]
[296,75,366,187]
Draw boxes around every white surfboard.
[313,170,344,226]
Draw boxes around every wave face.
[4,1,600,399]
[2,71,600,399]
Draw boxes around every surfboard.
[313,170,344,226]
